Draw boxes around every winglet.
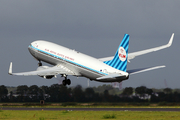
[8,62,13,75]
[167,33,174,47]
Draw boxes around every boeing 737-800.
[8,33,174,86]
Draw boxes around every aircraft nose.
[30,41,39,48]
[28,41,39,57]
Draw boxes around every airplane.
[8,33,174,86]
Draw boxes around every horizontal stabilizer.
[127,65,166,75]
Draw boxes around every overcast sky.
[0,0,179,88]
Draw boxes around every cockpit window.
[34,43,38,48]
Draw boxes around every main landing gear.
[37,61,71,86]
[38,61,42,66]
[62,75,71,86]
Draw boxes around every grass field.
[0,110,180,120]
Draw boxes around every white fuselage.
[28,40,128,82]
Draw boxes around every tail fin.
[104,34,129,72]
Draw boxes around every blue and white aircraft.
[9,33,174,86]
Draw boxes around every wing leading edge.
[8,62,74,76]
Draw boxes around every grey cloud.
[0,0,179,88]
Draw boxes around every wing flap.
[8,62,74,76]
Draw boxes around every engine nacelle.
[37,66,55,79]
[39,75,55,79]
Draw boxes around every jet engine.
[37,66,55,79]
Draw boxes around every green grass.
[103,114,116,119]
[0,110,180,120]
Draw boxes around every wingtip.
[8,62,12,75]
[151,65,166,70]
[160,65,166,68]
[168,33,174,46]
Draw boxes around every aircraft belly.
[78,69,102,80]
[95,76,128,82]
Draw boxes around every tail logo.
[118,47,126,61]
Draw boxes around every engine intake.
[39,75,54,79]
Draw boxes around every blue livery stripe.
[103,34,129,72]
[30,45,108,76]
[114,41,129,68]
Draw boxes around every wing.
[98,56,114,62]
[128,33,174,61]
[98,33,174,62]
[8,62,75,76]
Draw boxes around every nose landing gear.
[62,79,71,86]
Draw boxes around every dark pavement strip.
[1,108,180,111]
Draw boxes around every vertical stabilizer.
[104,34,129,72]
